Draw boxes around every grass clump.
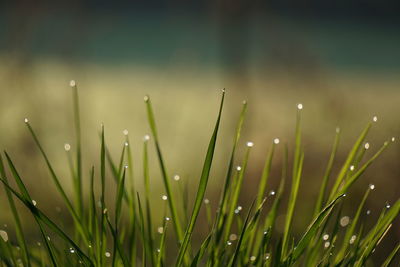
[0,82,399,267]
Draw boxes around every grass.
[0,82,399,266]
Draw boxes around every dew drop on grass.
[124,142,129,147]
[124,165,128,169]
[349,165,355,171]
[221,88,226,93]
[234,209,239,214]
[69,247,75,253]
[69,80,76,87]
[227,241,232,246]
[123,129,129,136]
[263,231,268,235]
[105,252,111,258]
[229,234,238,241]
[37,242,41,246]
[392,137,396,142]
[64,143,71,151]
[237,206,242,211]
[269,190,276,196]
[386,203,391,209]
[369,184,375,190]
[157,227,164,234]
[236,166,242,171]
[161,195,168,201]
[364,143,370,150]
[204,198,210,204]
[349,235,357,244]
[143,134,150,141]
[165,217,170,221]
[157,249,161,253]
[366,210,371,215]
[336,127,340,133]
[24,118,29,123]
[265,253,270,260]
[32,200,37,206]
[250,256,256,262]
[372,116,378,122]
[103,208,108,214]
[297,103,303,110]
[173,174,180,181]
[246,141,254,147]
[274,138,280,144]
[324,241,331,248]
[144,95,149,102]
[323,234,329,241]
[340,216,350,227]
[0,230,8,242]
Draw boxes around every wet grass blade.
[256,141,276,207]
[156,219,168,267]
[144,95,184,242]
[382,243,400,267]
[190,233,212,267]
[175,90,225,266]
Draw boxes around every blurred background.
[0,0,399,265]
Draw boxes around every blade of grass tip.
[156,219,169,267]
[23,120,90,244]
[176,89,225,266]
[0,154,30,267]
[70,80,83,219]
[281,152,304,260]
[336,140,391,198]
[215,100,247,241]
[381,243,400,267]
[228,199,256,267]
[281,104,303,259]
[313,127,341,216]
[335,186,371,264]
[287,194,346,264]
[328,122,372,201]
[143,137,156,266]
[144,95,184,242]
[222,142,253,247]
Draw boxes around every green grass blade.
[328,122,371,201]
[0,154,30,267]
[256,141,276,207]
[144,95,184,242]
[382,243,400,267]
[314,127,341,216]
[190,233,212,267]
[156,219,168,267]
[175,90,225,266]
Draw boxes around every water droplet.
[366,210,371,215]
[297,103,303,110]
[157,227,164,234]
[221,88,226,93]
[349,235,356,244]
[227,241,232,246]
[24,118,29,123]
[157,249,161,253]
[242,100,247,105]
[144,95,149,102]
[246,141,254,147]
[340,216,350,227]
[143,134,150,141]
[165,217,170,221]
[323,234,329,241]
[369,184,375,190]
[64,143,71,151]
[105,252,111,258]
[88,244,92,248]
[124,142,129,147]
[69,80,76,87]
[250,256,256,261]
[162,195,168,201]
[263,231,268,235]
[336,127,341,133]
[47,236,50,241]
[265,253,270,260]
[37,242,41,246]
[236,166,241,171]
[103,208,108,214]
[32,200,37,206]
[173,174,180,181]
[269,190,276,196]
[372,116,378,122]
[229,234,237,241]
[0,230,8,242]
[204,198,210,204]
[237,206,242,211]
[234,209,239,214]
[274,138,280,144]
[349,165,355,171]
[324,241,331,248]
[123,129,129,136]
[386,203,391,209]
[364,143,370,150]
[124,165,128,169]
[392,137,396,142]
[69,247,75,253]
